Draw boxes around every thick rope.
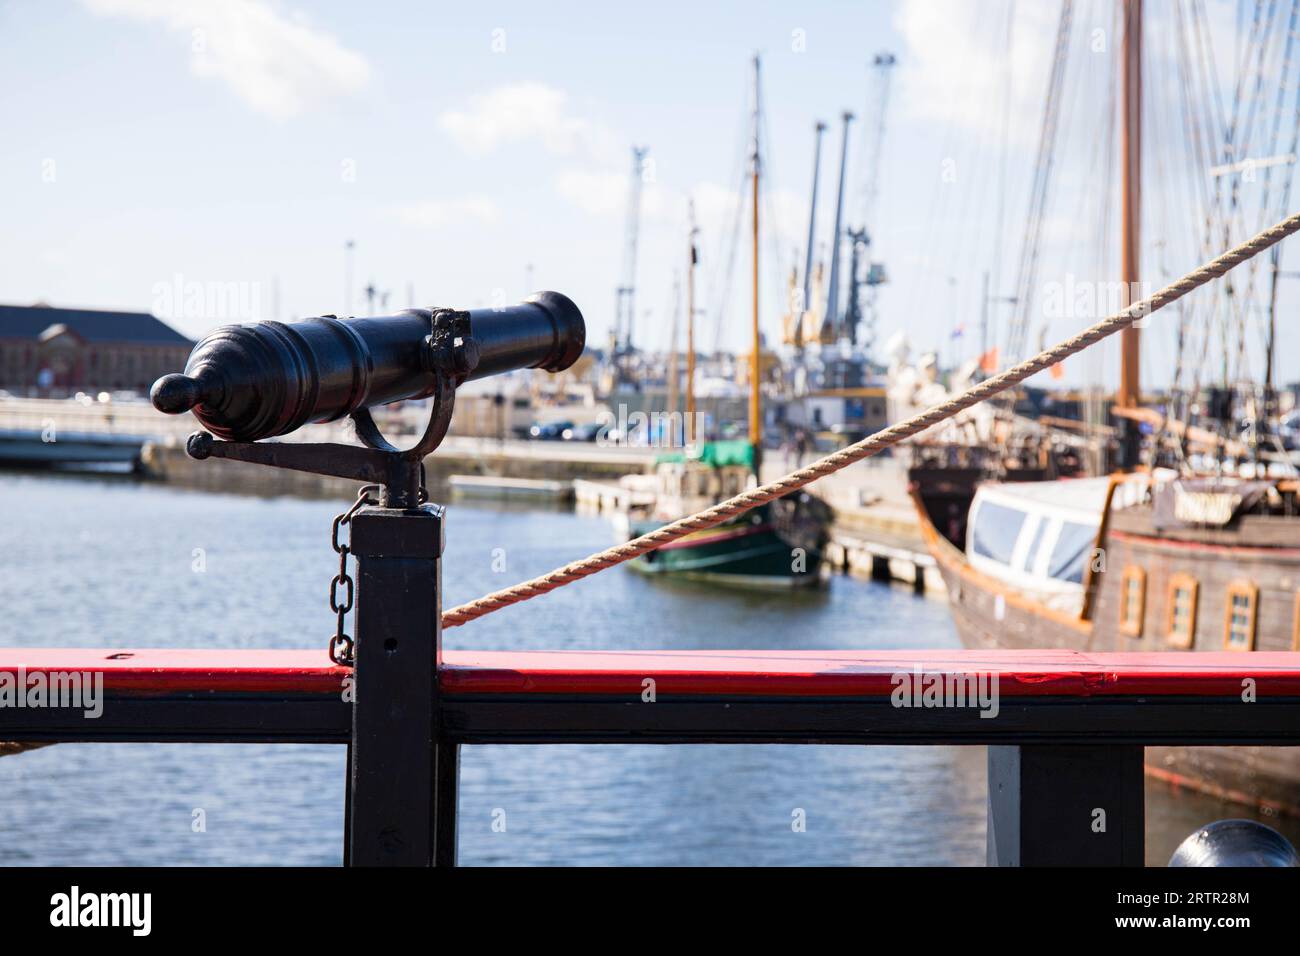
[443,210,1300,629]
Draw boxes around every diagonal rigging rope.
[442,210,1300,629]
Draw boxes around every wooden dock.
[573,477,656,514]
[826,523,938,593]
[824,492,939,593]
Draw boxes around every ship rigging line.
[442,210,1300,629]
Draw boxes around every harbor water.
[0,472,1293,866]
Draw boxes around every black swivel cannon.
[150,292,585,867]
[151,291,585,507]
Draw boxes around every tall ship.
[630,55,830,587]
[913,468,1300,812]
[911,0,1300,814]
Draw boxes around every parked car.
[528,421,574,440]
[561,423,602,442]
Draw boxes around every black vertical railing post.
[435,740,460,867]
[342,742,352,867]
[987,745,1144,866]
[347,502,457,866]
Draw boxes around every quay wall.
[142,439,940,594]
[141,440,652,502]
[9,396,939,591]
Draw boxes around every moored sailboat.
[629,55,831,587]
[630,439,830,586]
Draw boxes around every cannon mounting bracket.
[184,308,478,509]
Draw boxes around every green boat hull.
[630,504,825,588]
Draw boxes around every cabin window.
[1119,565,1145,637]
[970,501,1026,566]
[1165,574,1198,649]
[1224,581,1258,651]
[1047,521,1096,584]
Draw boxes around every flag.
[979,347,999,374]
[1049,361,1065,381]
[950,322,965,340]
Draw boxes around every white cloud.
[894,0,1059,145]
[555,168,627,216]
[692,180,807,247]
[692,181,744,235]
[769,189,809,246]
[439,83,601,156]
[555,166,675,221]
[441,82,654,221]
[80,0,370,119]
[393,198,501,228]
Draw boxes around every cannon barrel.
[150,291,584,442]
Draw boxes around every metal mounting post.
[146,292,584,866]
[346,503,457,866]
[986,745,1144,867]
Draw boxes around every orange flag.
[1049,361,1065,381]
[979,347,999,374]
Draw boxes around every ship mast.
[748,54,763,458]
[686,199,699,445]
[667,269,680,440]
[1117,0,1142,468]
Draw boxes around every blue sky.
[1,0,1293,391]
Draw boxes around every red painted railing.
[3,646,1298,866]
[5,647,1298,697]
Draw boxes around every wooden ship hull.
[911,468,1300,816]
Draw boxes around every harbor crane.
[845,51,896,355]
[822,110,854,345]
[612,145,649,380]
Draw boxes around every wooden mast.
[1117,0,1142,466]
[749,53,763,459]
[667,270,680,442]
[686,199,698,446]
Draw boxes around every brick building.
[0,303,193,396]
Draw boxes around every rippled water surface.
[0,473,1291,865]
